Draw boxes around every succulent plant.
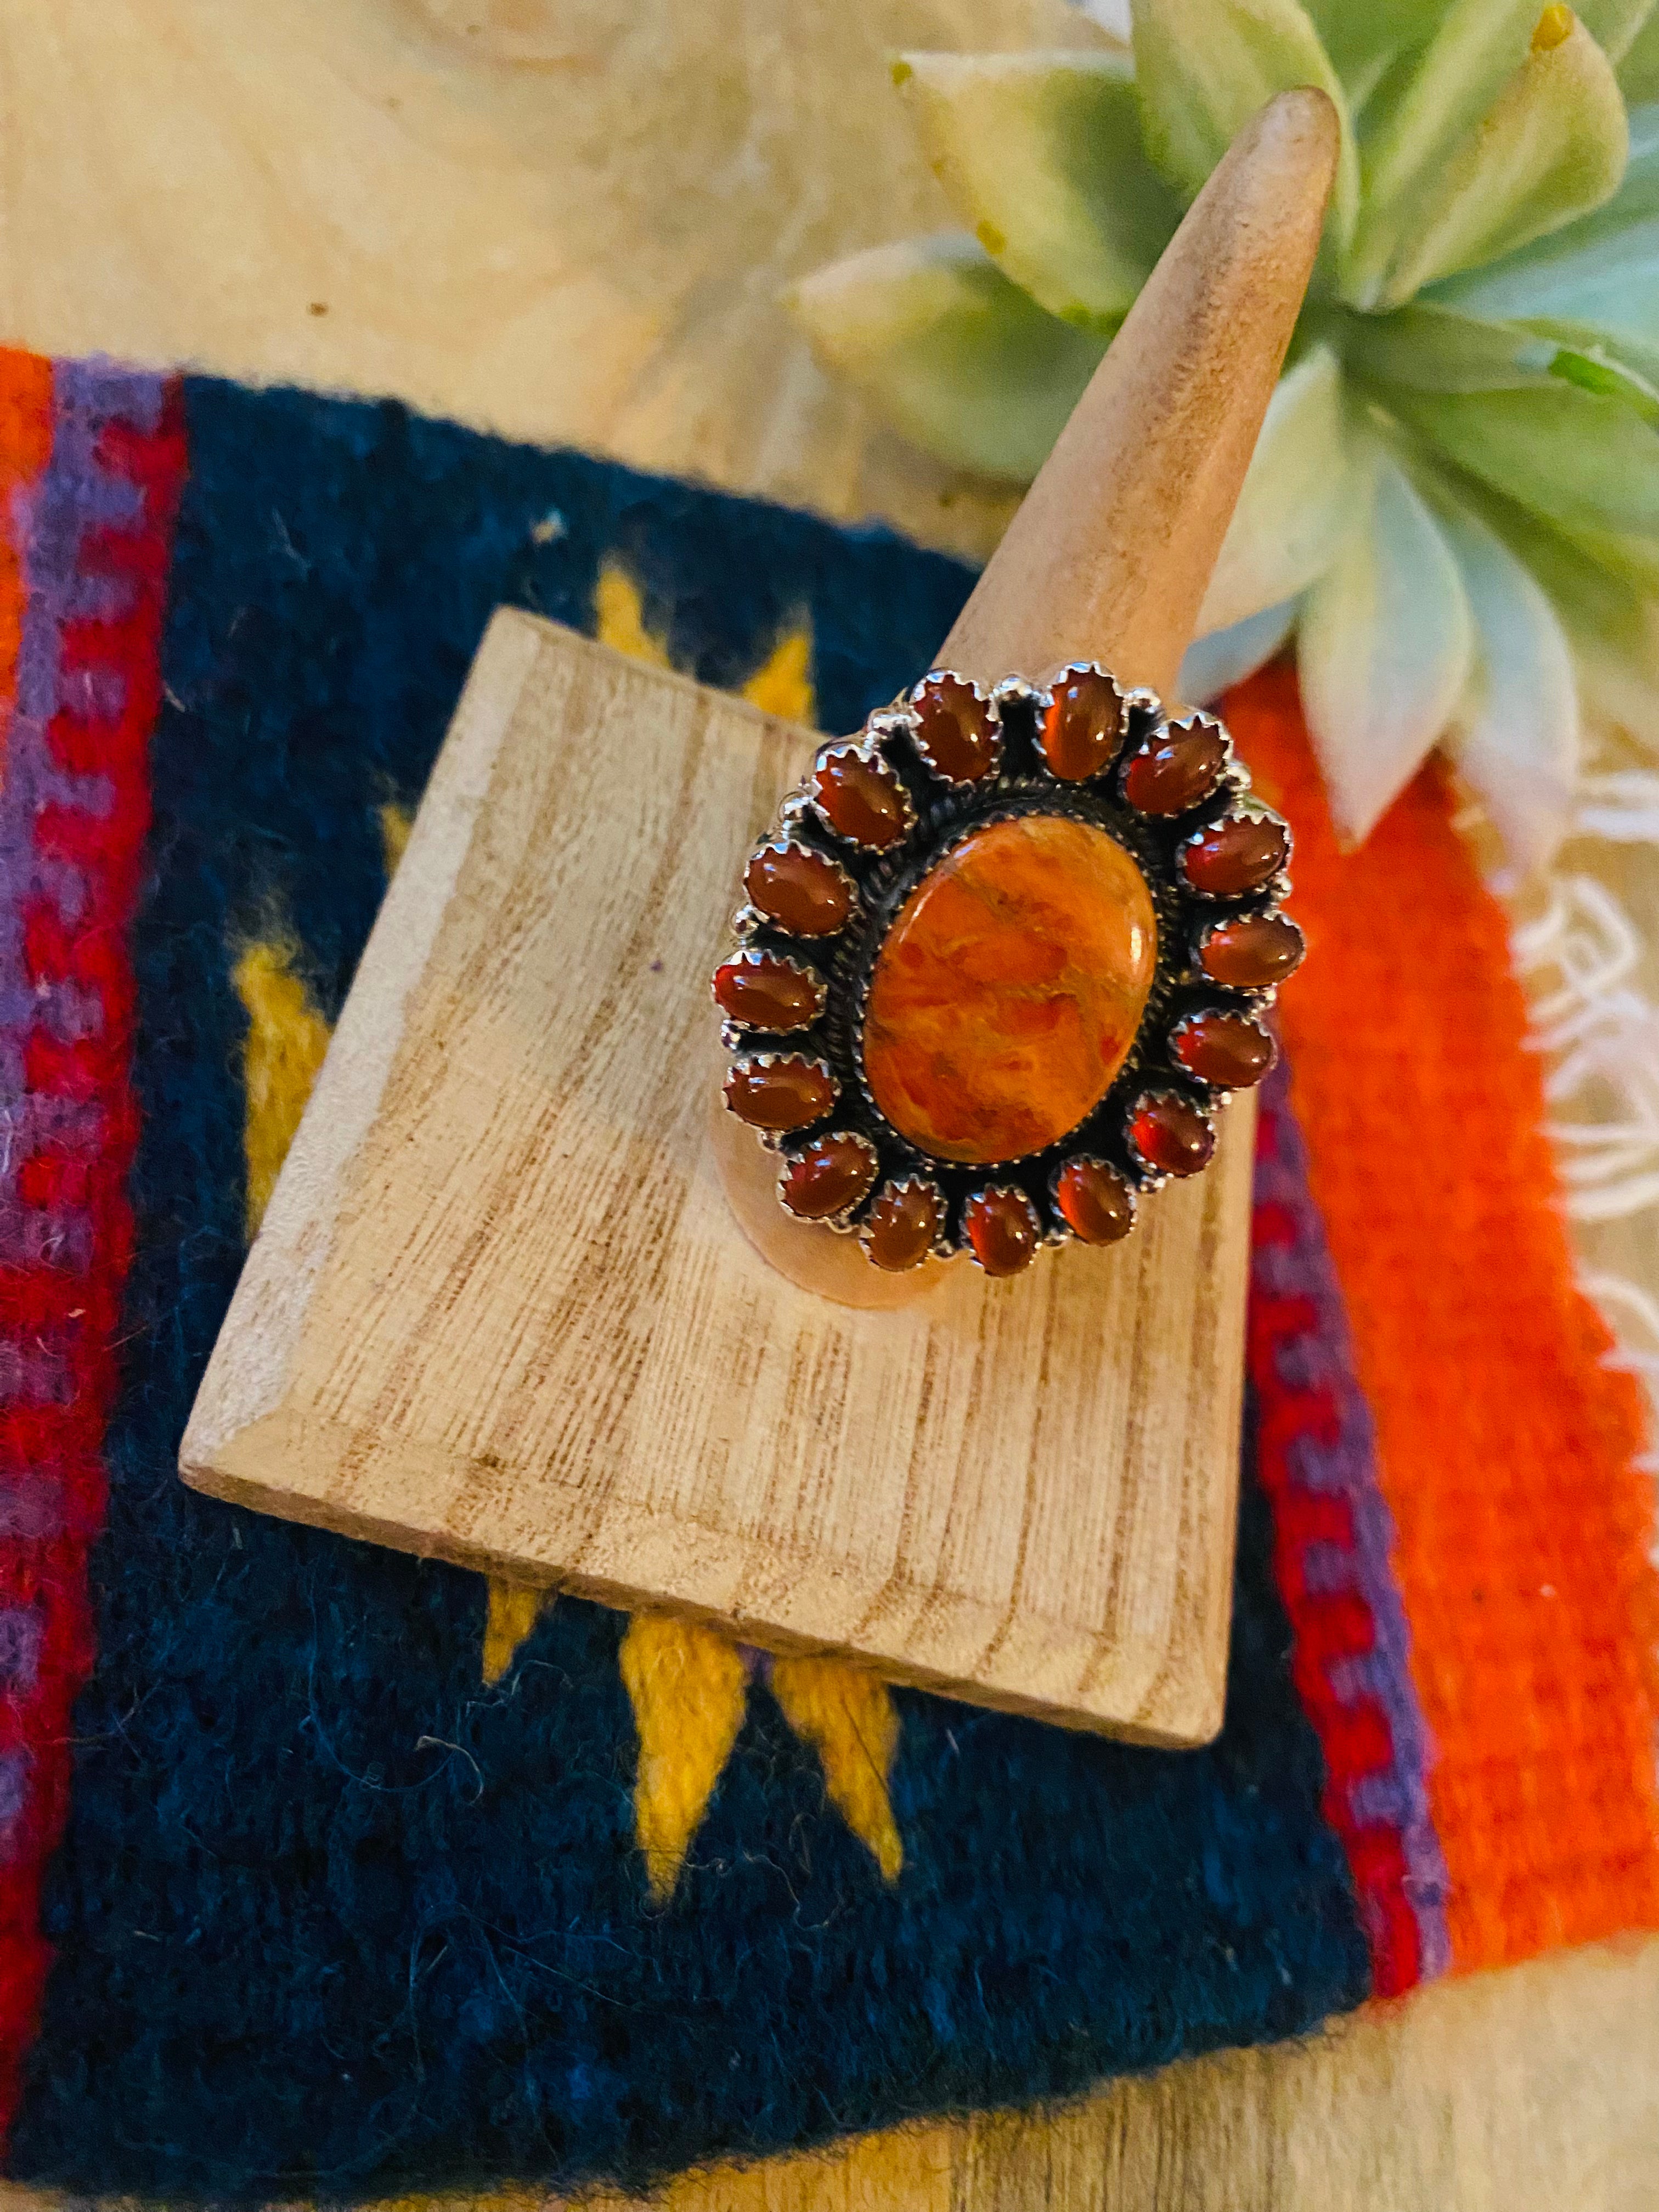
[790,2,1659,865]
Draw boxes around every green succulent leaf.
[1365,12,1628,306]
[1341,299,1565,387]
[890,50,1182,333]
[1386,378,1659,583]
[1343,0,1545,304]
[1297,441,1475,840]
[1197,344,1352,630]
[1429,102,1659,346]
[787,233,1106,482]
[1434,495,1580,870]
[1180,596,1300,701]
[1452,469,1659,665]
[1301,0,1442,109]
[1577,0,1658,65]
[1623,5,1659,96]
[1410,468,1659,749]
[787,13,1659,848]
[1128,0,1359,246]
[1533,324,1659,417]
[1345,300,1659,416]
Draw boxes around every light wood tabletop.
[3,3,1656,2204]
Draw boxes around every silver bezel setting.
[1036,661,1130,782]
[715,663,1300,1276]
[1049,1153,1138,1245]
[859,1173,950,1268]
[806,741,918,851]
[721,1049,839,1146]
[961,1183,1043,1276]
[739,837,861,940]
[907,670,1007,789]
[1175,795,1294,901]
[776,1128,882,1230]
[1125,1086,1218,1184]
[1166,1006,1279,1093]
[1190,908,1305,996]
[711,946,828,1035]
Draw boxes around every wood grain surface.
[183,88,1333,1740]
[6,1,1657,2202]
[565,1935,1659,2212]
[0,0,1063,567]
[182,615,1252,1742]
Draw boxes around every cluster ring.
[713,664,1302,1278]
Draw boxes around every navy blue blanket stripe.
[11,378,1368,2197]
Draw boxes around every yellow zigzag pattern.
[378,798,414,874]
[593,563,674,670]
[481,1581,546,1688]
[231,572,899,1897]
[772,1654,904,1884]
[233,940,332,1240]
[596,564,902,1897]
[619,1618,905,1900]
[619,1616,751,1901]
[595,561,816,725]
[741,627,814,723]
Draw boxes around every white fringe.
[1577,770,1659,844]
[1511,874,1659,1223]
[1508,725,1659,1458]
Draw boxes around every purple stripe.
[0,359,170,1886]
[1256,1057,1453,1977]
[0,1341,70,1405]
[0,361,167,1290]
[0,1481,65,1542]
[0,1606,43,1692]
[0,1751,30,1843]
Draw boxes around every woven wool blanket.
[0,351,1652,2197]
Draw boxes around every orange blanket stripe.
[1231,662,1659,1974]
[0,349,53,749]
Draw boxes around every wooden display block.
[181,613,1251,1742]
[181,91,1339,1742]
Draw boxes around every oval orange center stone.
[862,815,1156,1164]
